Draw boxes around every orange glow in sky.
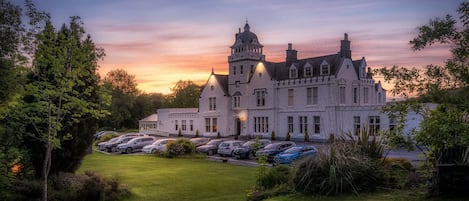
[32,0,458,94]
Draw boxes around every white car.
[217,140,244,157]
[142,138,176,154]
[116,136,156,154]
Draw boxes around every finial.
[211,67,214,74]
[245,18,248,25]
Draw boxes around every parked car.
[217,140,244,157]
[97,137,121,151]
[116,136,156,154]
[104,136,135,152]
[94,130,118,140]
[234,139,271,159]
[190,137,211,147]
[142,138,176,154]
[256,141,296,163]
[273,145,318,164]
[196,139,224,155]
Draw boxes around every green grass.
[78,152,256,201]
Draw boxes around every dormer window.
[289,65,298,79]
[304,62,312,77]
[320,61,330,75]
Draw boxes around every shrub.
[258,165,293,189]
[383,157,413,170]
[271,131,276,140]
[178,129,182,137]
[195,129,199,137]
[304,130,309,142]
[166,138,195,158]
[294,143,382,196]
[11,171,130,201]
[285,132,290,141]
[217,132,221,138]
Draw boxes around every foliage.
[163,80,201,108]
[271,131,276,140]
[178,129,182,137]
[195,129,199,137]
[340,129,385,160]
[304,130,309,142]
[383,157,413,171]
[285,132,290,141]
[217,131,221,138]
[257,165,293,190]
[165,138,195,158]
[375,2,469,168]
[11,171,130,201]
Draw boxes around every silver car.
[116,136,156,154]
[217,140,244,157]
[142,138,176,154]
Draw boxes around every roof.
[140,114,158,122]
[214,74,229,96]
[263,53,354,81]
[231,22,263,48]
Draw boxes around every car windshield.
[220,143,229,147]
[283,147,302,154]
[263,143,281,150]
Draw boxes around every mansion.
[140,22,392,141]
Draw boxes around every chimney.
[339,33,351,58]
[286,43,297,63]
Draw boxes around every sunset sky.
[29,0,462,94]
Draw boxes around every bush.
[285,132,290,141]
[304,130,309,142]
[11,171,130,201]
[271,131,276,140]
[195,129,199,137]
[383,157,413,170]
[217,132,221,138]
[294,143,383,196]
[257,165,292,189]
[166,138,195,158]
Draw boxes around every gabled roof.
[213,74,229,96]
[140,114,158,122]
[263,53,352,81]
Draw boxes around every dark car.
[195,139,224,155]
[234,139,271,159]
[104,136,135,152]
[255,141,296,163]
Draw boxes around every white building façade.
[141,22,392,141]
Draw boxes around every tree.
[16,16,106,201]
[101,69,139,129]
[164,80,201,108]
[376,2,468,166]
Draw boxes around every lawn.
[78,151,257,201]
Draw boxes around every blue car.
[273,145,318,164]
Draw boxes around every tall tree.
[16,15,107,201]
[377,2,469,165]
[102,69,139,129]
[164,80,201,108]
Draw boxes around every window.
[306,88,312,105]
[175,120,179,131]
[363,87,369,104]
[288,89,294,106]
[321,64,329,75]
[250,65,254,73]
[299,116,308,133]
[287,116,294,133]
[235,81,240,87]
[255,90,266,106]
[233,96,240,108]
[190,120,193,131]
[368,116,380,136]
[389,117,396,132]
[290,68,297,78]
[339,86,346,104]
[233,66,236,75]
[314,116,320,134]
[353,88,358,104]
[209,97,216,110]
[254,117,269,133]
[181,120,186,131]
[205,118,210,132]
[353,116,360,135]
[205,118,218,133]
[304,67,312,77]
[313,87,318,104]
[240,65,244,74]
[212,118,217,132]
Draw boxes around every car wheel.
[230,151,234,157]
[126,147,132,154]
[151,149,156,154]
[111,147,116,152]
[207,150,213,155]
